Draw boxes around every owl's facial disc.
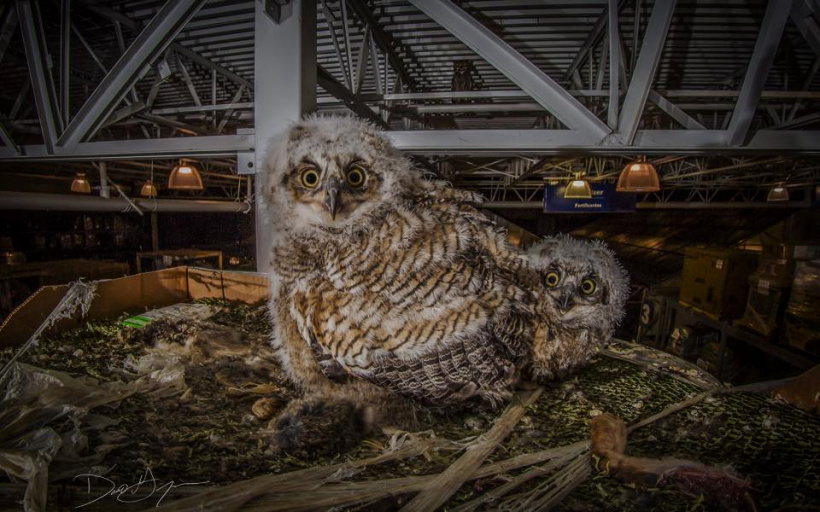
[287,158,379,226]
[542,263,604,317]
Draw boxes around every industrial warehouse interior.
[1,0,819,511]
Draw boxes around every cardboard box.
[0,267,269,350]
[764,243,820,262]
[787,259,820,321]
[735,258,795,338]
[679,247,759,320]
[0,259,130,285]
[783,313,820,356]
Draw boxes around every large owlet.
[261,115,548,451]
[526,235,629,380]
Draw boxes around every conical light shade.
[168,161,203,190]
[564,179,592,199]
[70,173,91,194]
[141,181,158,197]
[616,161,660,192]
[767,186,789,202]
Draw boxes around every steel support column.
[58,0,207,149]
[17,0,63,152]
[254,0,316,272]
[409,0,611,141]
[617,0,677,145]
[727,0,793,146]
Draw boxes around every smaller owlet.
[526,235,629,380]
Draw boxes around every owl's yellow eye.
[581,278,597,295]
[346,166,366,188]
[300,168,320,189]
[544,272,560,288]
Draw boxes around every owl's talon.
[252,397,284,420]
[268,396,373,458]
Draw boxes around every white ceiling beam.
[387,129,820,154]
[382,89,820,101]
[58,0,207,149]
[617,0,677,145]
[562,0,628,83]
[81,1,253,92]
[317,65,388,128]
[608,0,620,129]
[347,0,419,91]
[216,85,246,134]
[175,53,203,107]
[769,111,820,130]
[790,0,820,57]
[726,0,793,146]
[648,90,706,130]
[0,134,253,161]
[319,0,351,90]
[339,0,355,93]
[60,0,71,125]
[408,0,611,141]
[0,2,18,66]
[16,0,63,153]
[354,26,371,94]
[0,121,18,153]
[1,128,819,161]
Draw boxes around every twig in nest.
[501,452,592,512]
[451,451,579,512]
[144,434,442,512]
[398,387,542,512]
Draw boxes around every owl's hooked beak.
[557,293,575,314]
[324,179,341,220]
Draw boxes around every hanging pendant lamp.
[564,173,593,199]
[168,160,203,190]
[616,157,660,192]
[767,185,789,202]
[141,181,158,197]
[70,173,92,194]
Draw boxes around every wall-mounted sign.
[543,183,637,213]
